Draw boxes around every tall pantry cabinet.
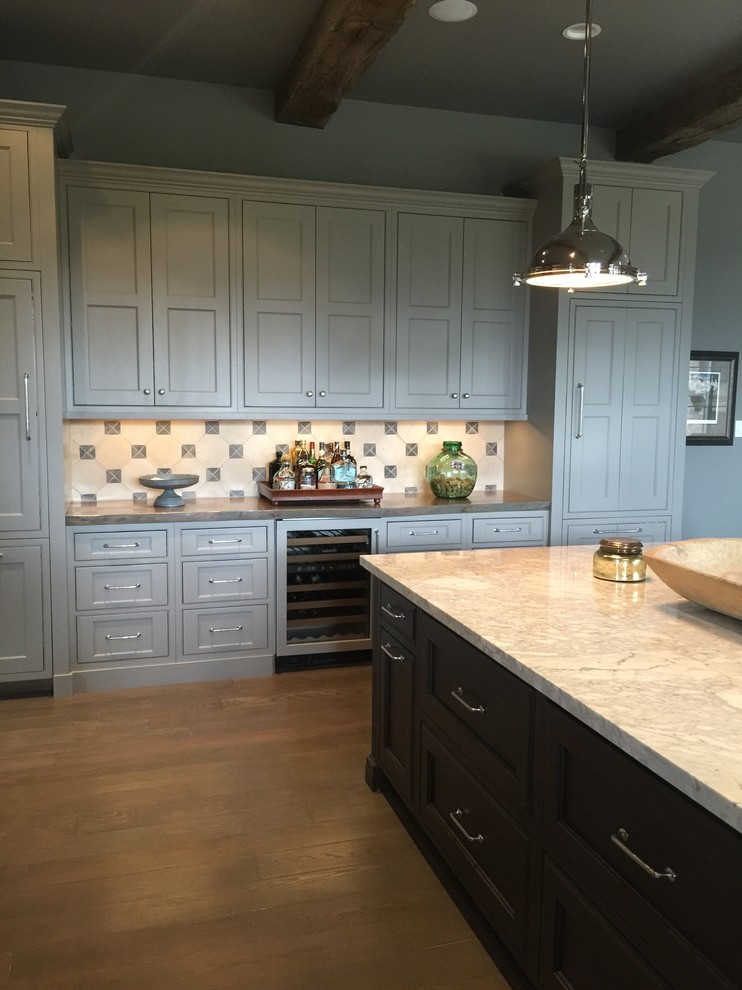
[0,101,69,690]
[504,158,712,547]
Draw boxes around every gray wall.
[1,57,738,536]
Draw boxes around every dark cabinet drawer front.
[420,723,532,958]
[378,582,417,645]
[543,701,741,989]
[420,613,533,814]
[376,630,416,807]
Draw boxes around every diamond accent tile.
[405,443,418,457]
[405,486,418,494]
[342,421,356,435]
[133,492,147,501]
[486,442,498,456]
[252,467,267,481]
[131,445,147,459]
[252,421,267,434]
[79,445,95,460]
[384,465,397,479]
[106,469,121,484]
[229,489,245,498]
[466,421,479,434]
[385,422,398,435]
[104,421,121,435]
[426,422,438,434]
[205,421,220,434]
[298,421,312,435]
[182,490,197,499]
[485,484,498,492]
[156,421,171,435]
[229,444,244,459]
[182,444,196,458]
[206,468,221,481]
[80,493,97,502]
[363,443,376,457]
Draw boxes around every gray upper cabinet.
[0,274,41,533]
[66,186,231,409]
[394,212,528,416]
[242,200,385,410]
[0,127,32,263]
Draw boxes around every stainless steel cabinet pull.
[451,392,459,399]
[462,392,470,399]
[104,583,141,591]
[449,809,484,844]
[593,529,618,535]
[408,529,439,537]
[319,390,327,397]
[23,373,31,440]
[381,643,406,662]
[492,526,522,534]
[208,577,243,584]
[306,390,314,397]
[143,388,151,396]
[611,828,677,882]
[105,632,142,641]
[575,382,585,439]
[619,528,643,534]
[208,538,243,545]
[157,388,165,395]
[451,686,485,714]
[381,603,406,620]
[374,528,380,553]
[103,542,141,549]
[209,625,243,633]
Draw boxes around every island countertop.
[360,545,742,834]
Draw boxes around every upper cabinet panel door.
[67,187,154,406]
[0,129,32,264]
[566,306,625,515]
[0,276,41,533]
[627,189,682,297]
[243,201,316,408]
[460,218,527,413]
[150,194,231,407]
[395,213,463,410]
[315,206,385,409]
[590,185,633,297]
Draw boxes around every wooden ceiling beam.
[616,62,742,163]
[275,0,417,128]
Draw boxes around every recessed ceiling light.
[428,1,478,23]
[562,22,601,40]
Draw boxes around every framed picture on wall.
[686,350,738,445]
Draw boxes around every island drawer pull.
[103,542,141,549]
[451,686,486,714]
[104,583,141,591]
[209,625,243,633]
[208,538,243,545]
[491,526,522,533]
[381,603,406,620]
[611,828,677,882]
[381,643,406,662]
[208,577,243,584]
[449,808,484,844]
[408,529,439,537]
[105,632,142,641]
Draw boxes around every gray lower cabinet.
[382,510,549,553]
[383,515,464,553]
[0,542,50,679]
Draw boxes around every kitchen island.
[361,545,741,990]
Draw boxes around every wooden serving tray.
[258,481,384,505]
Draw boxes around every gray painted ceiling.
[2,0,742,140]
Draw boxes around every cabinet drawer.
[75,563,168,610]
[76,611,169,663]
[384,518,462,551]
[73,530,168,561]
[419,723,532,958]
[180,526,268,556]
[420,613,533,815]
[471,514,545,546]
[542,701,741,989]
[182,604,269,656]
[182,558,268,604]
[564,519,669,547]
[376,629,416,807]
[378,582,417,646]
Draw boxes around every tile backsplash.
[64,419,505,502]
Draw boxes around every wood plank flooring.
[0,666,514,989]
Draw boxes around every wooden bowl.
[644,538,742,620]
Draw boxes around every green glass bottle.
[426,441,477,498]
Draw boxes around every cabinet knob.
[319,390,327,397]
[306,390,314,397]
[158,389,166,395]
[143,388,151,395]
[462,393,471,399]
[451,393,459,399]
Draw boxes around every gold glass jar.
[592,538,647,583]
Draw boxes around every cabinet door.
[460,218,527,413]
[376,629,416,805]
[243,201,315,408]
[619,309,677,511]
[566,306,625,514]
[395,213,463,410]
[0,128,32,263]
[0,545,45,676]
[150,194,231,407]
[0,276,41,532]
[315,207,385,409]
[628,189,682,297]
[67,187,154,406]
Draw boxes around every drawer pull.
[209,625,243,633]
[451,686,486,714]
[208,577,243,584]
[381,643,406,662]
[449,808,484,844]
[103,542,141,549]
[491,526,522,534]
[208,538,243,545]
[619,528,643,534]
[104,583,142,591]
[408,529,439,537]
[611,828,677,882]
[381,603,406,621]
[105,632,142,641]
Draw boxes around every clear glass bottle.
[426,440,477,498]
[593,538,647,582]
[298,461,316,489]
[273,454,296,490]
[331,441,357,488]
[356,465,373,488]
[316,443,334,488]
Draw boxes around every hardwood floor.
[0,667,514,989]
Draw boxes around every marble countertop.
[65,490,549,525]
[360,545,742,834]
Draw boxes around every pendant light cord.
[577,0,593,226]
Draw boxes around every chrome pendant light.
[514,0,647,290]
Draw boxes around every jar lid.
[598,537,644,555]
[442,440,463,451]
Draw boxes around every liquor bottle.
[356,465,373,488]
[308,441,317,465]
[273,454,296,490]
[315,442,333,488]
[331,440,357,487]
[290,439,305,471]
[267,449,283,486]
[298,460,316,489]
